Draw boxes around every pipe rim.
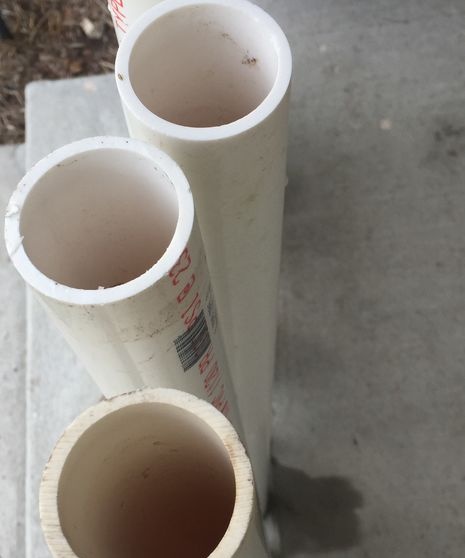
[39,388,255,558]
[115,0,292,142]
[4,136,194,305]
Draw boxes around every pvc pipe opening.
[128,3,277,127]
[21,149,178,290]
[5,137,194,305]
[58,402,236,558]
[116,0,292,139]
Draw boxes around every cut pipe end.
[115,0,292,142]
[4,136,194,305]
[40,388,256,558]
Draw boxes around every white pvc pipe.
[39,388,268,558]
[4,137,239,427]
[108,0,164,42]
[115,0,292,508]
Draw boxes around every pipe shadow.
[268,459,363,556]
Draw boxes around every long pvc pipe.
[4,137,239,427]
[108,0,163,42]
[115,0,292,509]
[39,388,268,558]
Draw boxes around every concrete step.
[0,144,26,558]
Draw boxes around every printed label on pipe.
[169,246,231,417]
[108,0,128,34]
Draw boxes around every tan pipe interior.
[57,402,236,558]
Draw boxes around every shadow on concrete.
[268,459,363,556]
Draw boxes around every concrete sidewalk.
[0,144,25,558]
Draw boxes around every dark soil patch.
[0,0,118,144]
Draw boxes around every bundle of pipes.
[5,0,291,555]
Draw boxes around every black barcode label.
[174,310,211,371]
